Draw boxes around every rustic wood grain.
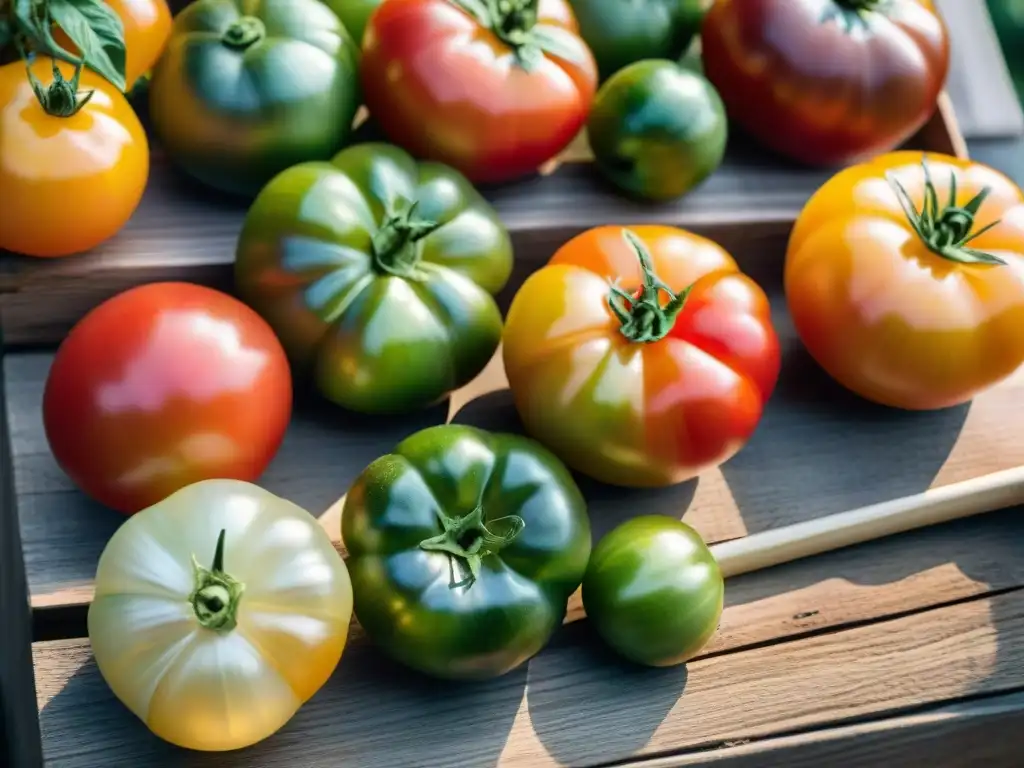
[631,691,1024,767]
[30,589,1024,767]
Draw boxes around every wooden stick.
[710,465,1024,579]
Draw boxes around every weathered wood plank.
[0,353,44,768]
[631,690,1024,768]
[31,589,1024,767]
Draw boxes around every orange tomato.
[785,151,1024,410]
[54,0,173,88]
[502,225,781,488]
[0,59,149,258]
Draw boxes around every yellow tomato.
[786,151,1024,410]
[88,480,354,751]
[0,59,149,258]
[54,0,174,87]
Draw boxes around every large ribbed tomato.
[701,0,950,167]
[502,225,781,488]
[786,151,1024,410]
[360,0,597,184]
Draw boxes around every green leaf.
[47,0,127,91]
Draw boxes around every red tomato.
[43,283,293,515]
[360,0,597,184]
[502,225,781,488]
[701,0,949,167]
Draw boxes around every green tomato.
[149,0,361,197]
[325,0,382,46]
[234,143,513,415]
[342,424,593,680]
[587,59,727,201]
[569,0,706,82]
[582,516,723,667]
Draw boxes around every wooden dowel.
[710,465,1024,579]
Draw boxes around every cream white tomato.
[88,479,353,751]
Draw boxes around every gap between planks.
[30,588,1024,767]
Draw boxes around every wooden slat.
[31,589,1024,767]
[0,352,44,767]
[937,0,1024,139]
[632,691,1024,767]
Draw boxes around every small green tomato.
[582,516,724,667]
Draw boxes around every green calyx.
[887,157,1005,266]
[221,16,266,50]
[27,59,94,118]
[608,229,692,343]
[834,0,885,11]
[419,505,525,588]
[450,0,548,70]
[189,530,246,632]
[371,198,441,279]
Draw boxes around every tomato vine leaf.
[46,0,126,91]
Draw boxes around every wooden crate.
[6,3,1024,767]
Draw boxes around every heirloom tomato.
[583,516,723,667]
[89,479,353,751]
[569,0,705,82]
[360,0,598,184]
[701,0,950,167]
[43,283,292,515]
[148,0,360,197]
[785,151,1024,411]
[234,143,513,415]
[587,59,727,201]
[0,59,148,258]
[342,424,592,680]
[502,225,780,488]
[53,0,173,88]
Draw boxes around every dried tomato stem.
[190,530,246,632]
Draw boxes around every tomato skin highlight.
[0,59,149,258]
[43,283,293,515]
[342,424,592,680]
[785,151,1024,411]
[582,516,724,667]
[502,225,781,488]
[701,0,949,167]
[360,0,598,184]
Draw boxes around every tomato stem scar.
[887,156,1006,265]
[26,58,95,118]
[418,504,525,588]
[221,16,266,50]
[371,198,442,279]
[608,229,693,343]
[189,529,246,632]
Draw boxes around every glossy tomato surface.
[0,59,149,258]
[90,480,352,751]
[360,0,597,184]
[587,59,727,201]
[786,151,1024,410]
[582,516,723,667]
[701,0,949,167]
[234,143,512,415]
[43,283,293,515]
[502,225,781,488]
[343,424,591,680]
[149,0,360,197]
[54,0,173,87]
